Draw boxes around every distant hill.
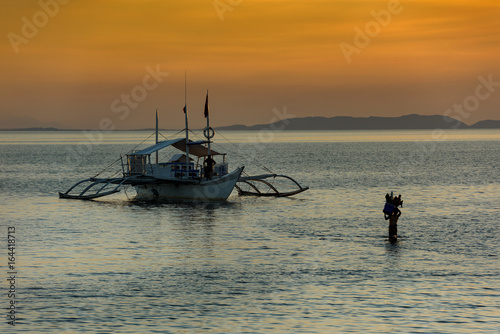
[0,127,62,131]
[469,120,500,129]
[216,114,491,130]
[2,114,499,131]
[0,113,64,130]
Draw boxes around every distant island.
[469,120,500,129]
[0,127,62,131]
[1,114,499,131]
[216,114,500,131]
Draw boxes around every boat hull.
[133,167,243,201]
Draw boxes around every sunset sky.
[1,0,499,129]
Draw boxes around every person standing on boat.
[204,156,215,180]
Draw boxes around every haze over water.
[1,129,499,333]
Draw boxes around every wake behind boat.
[59,92,308,201]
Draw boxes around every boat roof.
[129,138,222,157]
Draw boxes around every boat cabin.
[122,138,227,180]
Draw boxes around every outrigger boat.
[59,92,308,201]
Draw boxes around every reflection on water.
[0,130,499,333]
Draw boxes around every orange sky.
[1,0,499,129]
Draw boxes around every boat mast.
[205,90,211,157]
[184,71,190,173]
[155,109,159,164]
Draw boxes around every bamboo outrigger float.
[59,177,131,200]
[59,92,308,201]
[236,174,309,197]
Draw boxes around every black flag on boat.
[204,91,209,118]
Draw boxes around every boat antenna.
[155,108,159,164]
[184,71,190,174]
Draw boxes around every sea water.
[0,129,499,333]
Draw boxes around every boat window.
[127,155,147,174]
